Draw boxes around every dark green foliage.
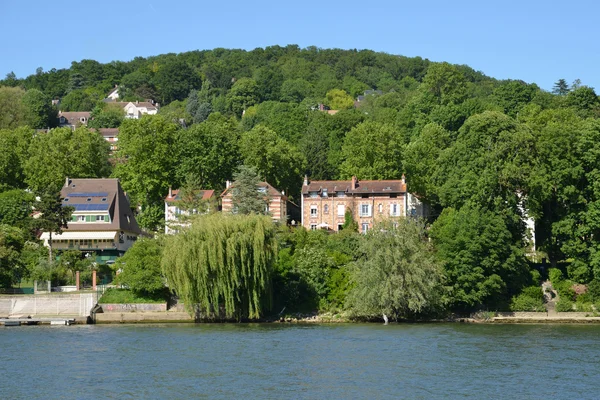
[230,165,268,215]
[22,89,57,128]
[115,238,165,296]
[88,104,124,128]
[555,299,574,312]
[59,89,99,111]
[510,287,545,312]
[154,59,201,104]
[0,189,35,229]
[0,225,26,287]
[552,79,569,96]
[99,288,167,304]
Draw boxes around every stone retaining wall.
[100,303,167,313]
[95,311,193,323]
[495,312,594,318]
[0,294,95,317]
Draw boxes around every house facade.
[124,101,159,119]
[221,181,289,223]
[301,175,426,233]
[164,187,216,234]
[40,178,141,263]
[96,128,119,152]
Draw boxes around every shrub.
[555,280,576,301]
[510,293,545,312]
[548,268,564,285]
[521,286,543,301]
[574,302,594,312]
[588,280,600,302]
[530,269,542,285]
[556,299,574,312]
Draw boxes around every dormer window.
[258,187,267,194]
[310,192,318,198]
[321,189,328,197]
[101,198,107,202]
[64,198,69,202]
[86,198,92,202]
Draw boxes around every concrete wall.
[0,294,95,317]
[495,312,594,318]
[100,303,167,312]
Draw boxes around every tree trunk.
[48,231,53,262]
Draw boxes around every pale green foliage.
[325,88,354,110]
[0,87,26,129]
[25,126,111,194]
[161,213,276,320]
[339,121,403,180]
[347,219,444,320]
[227,77,259,116]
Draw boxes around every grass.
[98,288,167,304]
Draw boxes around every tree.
[0,126,33,190]
[280,79,313,103]
[0,189,35,230]
[430,204,529,310]
[552,79,569,95]
[112,116,179,231]
[346,219,444,320]
[161,213,276,320]
[25,127,111,194]
[239,125,305,199]
[324,89,354,110]
[22,89,57,129]
[59,89,98,111]
[420,62,468,106]
[339,121,403,180]
[115,238,165,296]
[0,87,26,129]
[0,225,26,288]
[227,77,259,116]
[230,165,268,215]
[34,193,73,261]
[176,114,240,190]
[185,90,212,124]
[88,104,125,128]
[154,59,201,104]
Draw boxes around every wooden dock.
[0,318,76,326]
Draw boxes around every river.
[1,323,599,399]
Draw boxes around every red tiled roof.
[165,189,215,203]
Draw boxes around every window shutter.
[104,215,109,222]
[86,215,91,222]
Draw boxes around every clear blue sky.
[2,0,598,91]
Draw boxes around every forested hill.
[1,45,492,105]
[2,45,600,313]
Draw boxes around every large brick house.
[40,178,141,263]
[301,175,427,233]
[164,187,216,234]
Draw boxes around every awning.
[316,223,331,228]
[40,231,117,240]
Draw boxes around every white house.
[164,187,216,234]
[124,101,159,119]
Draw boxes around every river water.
[1,323,599,399]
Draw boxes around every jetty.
[0,317,76,326]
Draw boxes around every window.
[310,192,319,198]
[321,189,328,197]
[390,203,400,217]
[64,198,69,202]
[359,204,372,217]
[96,215,104,221]
[336,191,346,198]
[323,204,329,214]
[76,215,86,222]
[337,224,344,231]
[258,186,268,194]
[362,223,369,233]
[101,198,107,202]
[378,204,383,213]
[310,224,317,231]
[337,204,345,216]
[86,198,92,202]
[310,205,318,217]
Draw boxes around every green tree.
[430,204,529,310]
[88,104,125,128]
[230,165,268,215]
[25,127,111,194]
[161,213,276,320]
[0,126,34,190]
[176,114,240,190]
[240,125,305,199]
[280,79,313,103]
[154,59,201,104]
[324,89,354,110]
[0,189,35,230]
[0,225,26,288]
[346,219,444,320]
[339,121,403,180]
[113,116,179,231]
[115,238,165,296]
[227,77,259,116]
[59,89,98,111]
[420,62,468,106]
[22,89,57,129]
[0,87,26,129]
[552,78,569,95]
[33,193,73,261]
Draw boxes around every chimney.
[168,186,172,198]
[401,174,406,184]
[226,180,231,188]
[303,175,309,186]
[65,177,70,187]
[351,176,357,191]
[136,100,139,105]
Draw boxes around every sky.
[1,0,599,91]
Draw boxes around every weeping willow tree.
[162,213,276,320]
